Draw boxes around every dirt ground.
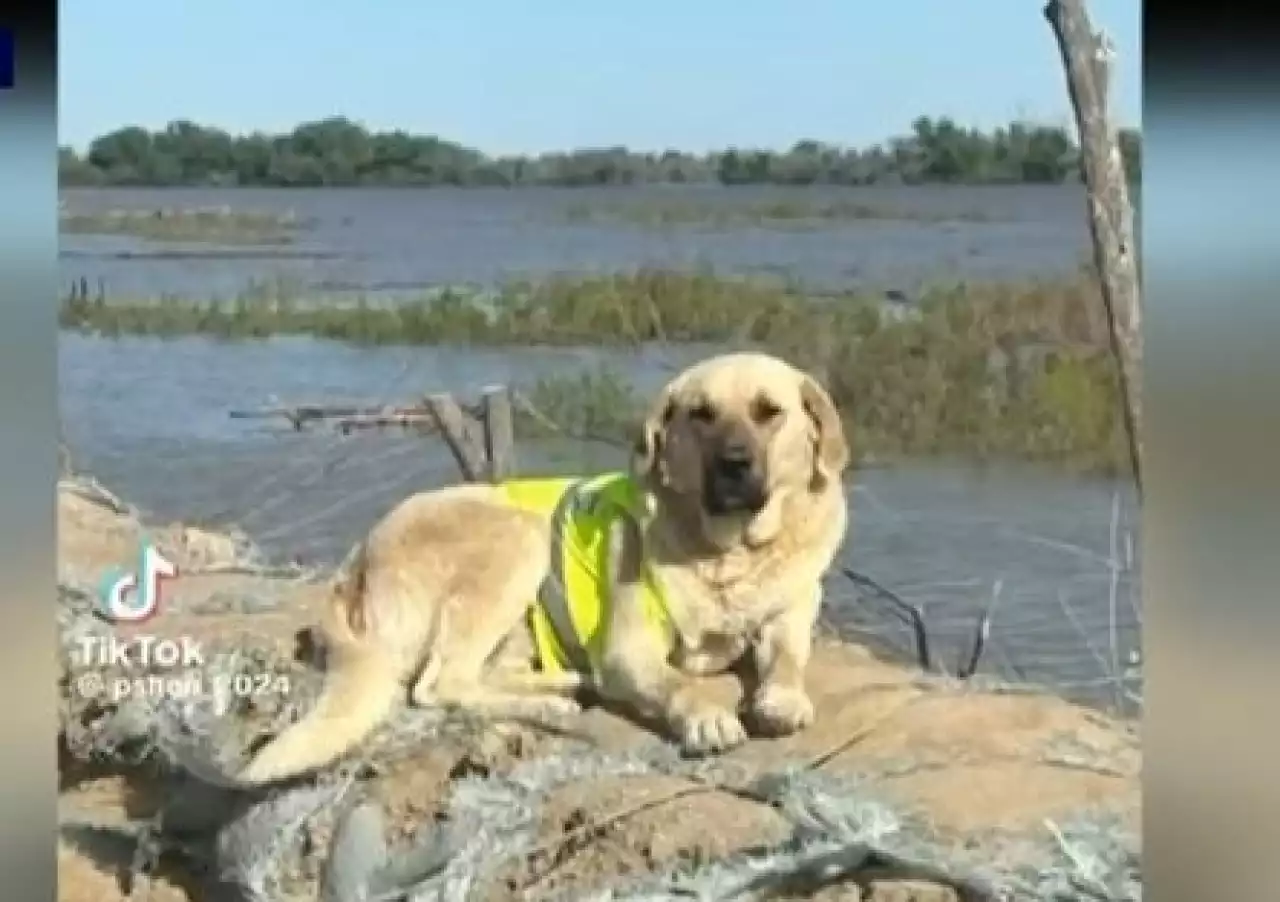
[56,477,1141,901]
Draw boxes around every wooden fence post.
[423,393,488,482]
[480,385,516,481]
[1044,0,1144,496]
[423,387,516,483]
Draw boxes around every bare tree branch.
[1044,0,1143,496]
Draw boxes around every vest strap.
[537,478,594,674]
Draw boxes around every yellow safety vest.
[499,472,675,676]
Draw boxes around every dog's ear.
[632,389,676,480]
[800,374,849,490]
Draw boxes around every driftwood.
[230,387,518,483]
[230,402,481,433]
[1044,0,1143,495]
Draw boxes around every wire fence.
[829,479,1141,717]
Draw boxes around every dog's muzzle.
[703,444,767,515]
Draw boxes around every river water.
[59,184,1095,301]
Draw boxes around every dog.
[237,351,850,785]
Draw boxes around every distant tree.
[58,146,105,186]
[57,116,1141,188]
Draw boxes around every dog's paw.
[676,702,747,756]
[743,684,814,737]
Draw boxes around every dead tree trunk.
[1044,0,1143,496]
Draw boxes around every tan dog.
[238,352,850,785]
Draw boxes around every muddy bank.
[56,473,1141,901]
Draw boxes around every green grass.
[557,198,999,230]
[59,268,1130,475]
[59,206,304,245]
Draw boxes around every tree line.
[59,115,1141,189]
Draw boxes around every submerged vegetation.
[556,197,1000,229]
[60,268,1130,475]
[58,205,306,244]
[59,115,1141,187]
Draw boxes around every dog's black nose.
[715,442,753,477]
[705,441,766,515]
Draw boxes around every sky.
[58,0,1141,155]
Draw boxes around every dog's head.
[633,352,849,547]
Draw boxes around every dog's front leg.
[596,517,746,756]
[741,583,820,737]
[598,622,747,756]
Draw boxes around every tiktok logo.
[96,538,179,623]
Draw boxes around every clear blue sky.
[59,0,1140,155]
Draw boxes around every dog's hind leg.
[480,610,589,697]
[410,517,582,721]
[428,674,582,721]
[484,666,586,697]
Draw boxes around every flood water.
[59,184,1095,301]
[58,185,1141,715]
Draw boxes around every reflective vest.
[499,472,675,676]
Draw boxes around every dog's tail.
[236,647,401,785]
[236,544,419,786]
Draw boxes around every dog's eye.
[689,403,716,423]
[752,397,783,423]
